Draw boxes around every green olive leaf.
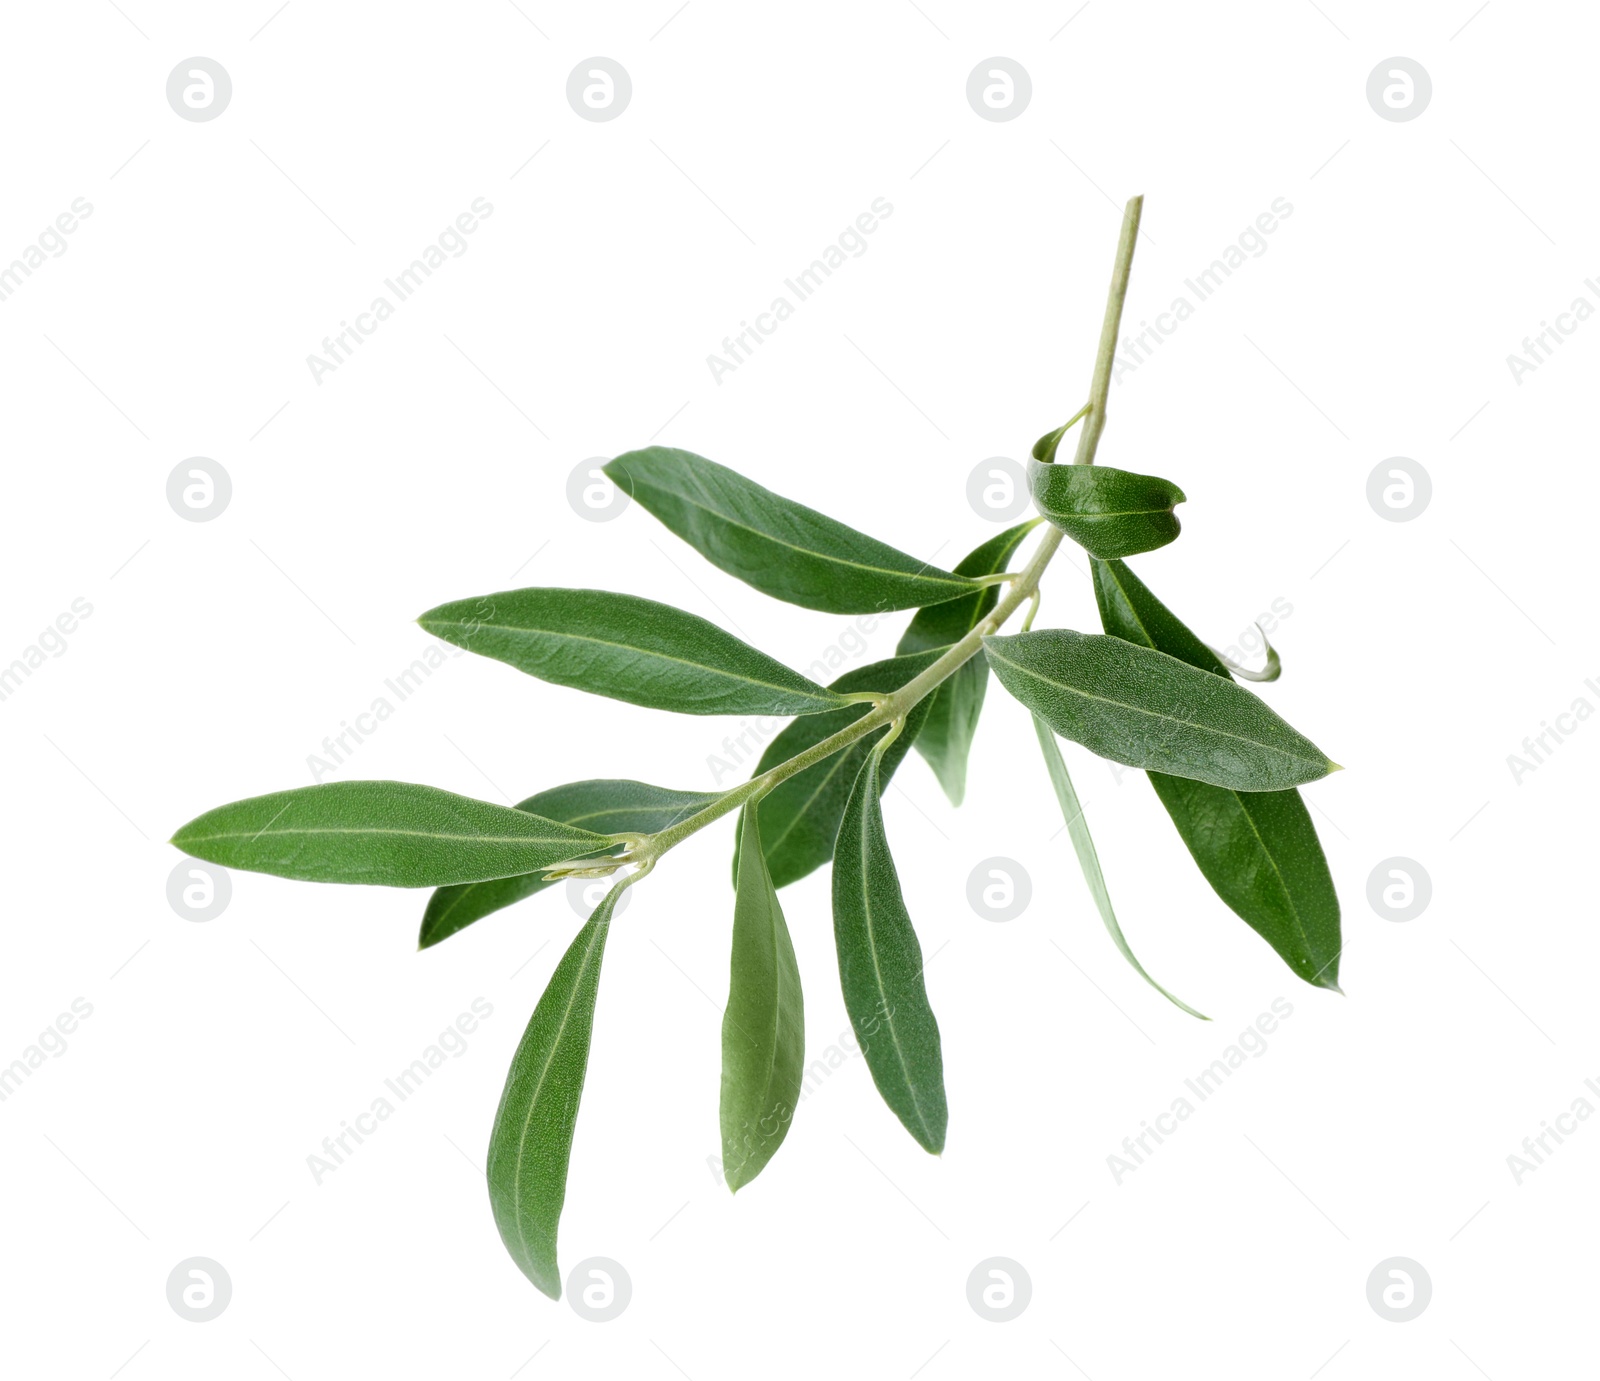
[171,782,608,888]
[983,629,1339,792]
[832,747,947,1153]
[418,587,849,717]
[733,649,943,890]
[1032,716,1207,1019]
[1092,558,1341,989]
[420,780,716,949]
[605,447,980,613]
[1028,459,1185,558]
[720,803,806,1191]
[896,521,1038,805]
[487,882,622,1298]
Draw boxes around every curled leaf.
[1028,459,1184,558]
[1210,625,1283,683]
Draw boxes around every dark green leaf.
[605,447,980,613]
[1090,557,1228,675]
[733,650,942,890]
[832,748,947,1152]
[984,629,1338,792]
[1032,716,1207,1019]
[487,883,621,1297]
[1029,459,1184,558]
[897,522,1037,805]
[721,803,806,1191]
[1092,558,1341,989]
[1147,775,1341,990]
[420,780,715,948]
[171,782,608,888]
[418,587,848,717]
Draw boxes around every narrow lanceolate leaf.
[1090,557,1227,674]
[1093,558,1341,989]
[1028,459,1185,558]
[1031,422,1070,463]
[897,521,1038,805]
[734,650,943,890]
[984,629,1338,792]
[1146,775,1341,989]
[420,780,715,948]
[487,884,621,1298]
[833,749,947,1153]
[418,587,848,717]
[1032,716,1207,1019]
[171,782,608,888]
[721,804,805,1191]
[605,447,980,613]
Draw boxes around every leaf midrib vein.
[638,472,972,593]
[503,913,607,1277]
[428,619,840,706]
[852,761,936,1145]
[183,825,593,847]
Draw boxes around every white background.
[1,2,1593,1377]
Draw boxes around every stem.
[610,195,1145,876]
[1070,195,1142,468]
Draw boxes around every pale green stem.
[1070,195,1142,467]
[576,194,1145,880]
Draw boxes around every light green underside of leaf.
[1032,716,1207,1019]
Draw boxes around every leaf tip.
[1325,760,1345,774]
